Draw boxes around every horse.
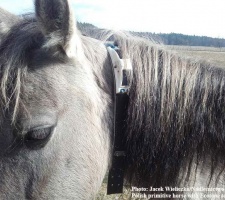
[1,0,225,199]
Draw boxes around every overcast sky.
[1,0,225,38]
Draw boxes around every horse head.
[0,0,113,199]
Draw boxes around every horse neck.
[82,36,114,96]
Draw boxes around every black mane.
[111,37,225,188]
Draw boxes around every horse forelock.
[0,17,112,125]
[0,18,46,123]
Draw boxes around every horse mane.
[80,28,225,187]
[113,36,225,187]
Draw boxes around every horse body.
[1,0,225,199]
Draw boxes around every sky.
[1,0,225,38]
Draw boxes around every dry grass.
[95,183,131,200]
[95,174,132,200]
[167,45,225,68]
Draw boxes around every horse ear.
[0,8,20,35]
[35,0,82,57]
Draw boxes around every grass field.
[96,45,225,200]
[167,45,225,68]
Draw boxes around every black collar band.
[105,43,132,195]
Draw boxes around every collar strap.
[106,45,132,94]
[106,43,132,195]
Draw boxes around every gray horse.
[1,0,225,199]
[0,1,112,199]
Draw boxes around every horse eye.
[24,126,54,149]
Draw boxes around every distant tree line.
[77,22,97,30]
[156,33,225,47]
[131,32,225,47]
[78,22,225,48]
